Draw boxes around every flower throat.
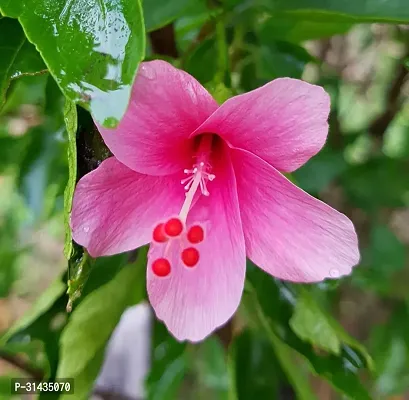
[151,134,216,277]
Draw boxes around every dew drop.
[83,226,90,233]
[329,269,340,278]
[140,64,156,80]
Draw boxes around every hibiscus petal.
[97,60,218,176]
[71,157,185,257]
[147,149,246,342]
[231,148,359,282]
[193,78,330,173]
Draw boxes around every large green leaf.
[57,249,147,400]
[0,18,46,108]
[259,0,409,22]
[290,288,373,364]
[0,0,145,128]
[244,264,373,400]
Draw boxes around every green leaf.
[143,0,198,32]
[1,278,66,344]
[259,0,409,23]
[341,157,409,211]
[257,41,313,80]
[258,16,352,43]
[244,291,317,400]
[57,249,147,399]
[193,337,231,400]
[63,100,77,260]
[290,288,373,365]
[146,319,189,400]
[371,304,409,395]
[353,224,406,295]
[0,17,46,109]
[294,148,348,193]
[66,247,95,311]
[1,277,69,383]
[148,320,188,400]
[185,37,218,84]
[233,330,283,399]
[244,264,373,400]
[60,348,105,400]
[0,0,145,128]
[290,290,341,355]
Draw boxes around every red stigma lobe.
[164,218,184,237]
[181,247,200,267]
[187,225,204,244]
[153,223,168,243]
[152,258,171,277]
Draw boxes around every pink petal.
[97,60,218,176]
[231,148,360,282]
[147,149,246,342]
[193,78,330,173]
[71,157,185,257]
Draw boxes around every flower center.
[150,134,215,277]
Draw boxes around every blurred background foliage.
[0,0,409,399]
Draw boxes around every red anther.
[164,217,183,237]
[152,258,171,277]
[152,223,167,243]
[181,247,200,267]
[187,225,204,244]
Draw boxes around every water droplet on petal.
[83,226,90,233]
[140,64,156,80]
[330,269,340,278]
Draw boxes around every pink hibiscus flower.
[71,60,359,342]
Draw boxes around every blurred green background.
[0,0,409,399]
